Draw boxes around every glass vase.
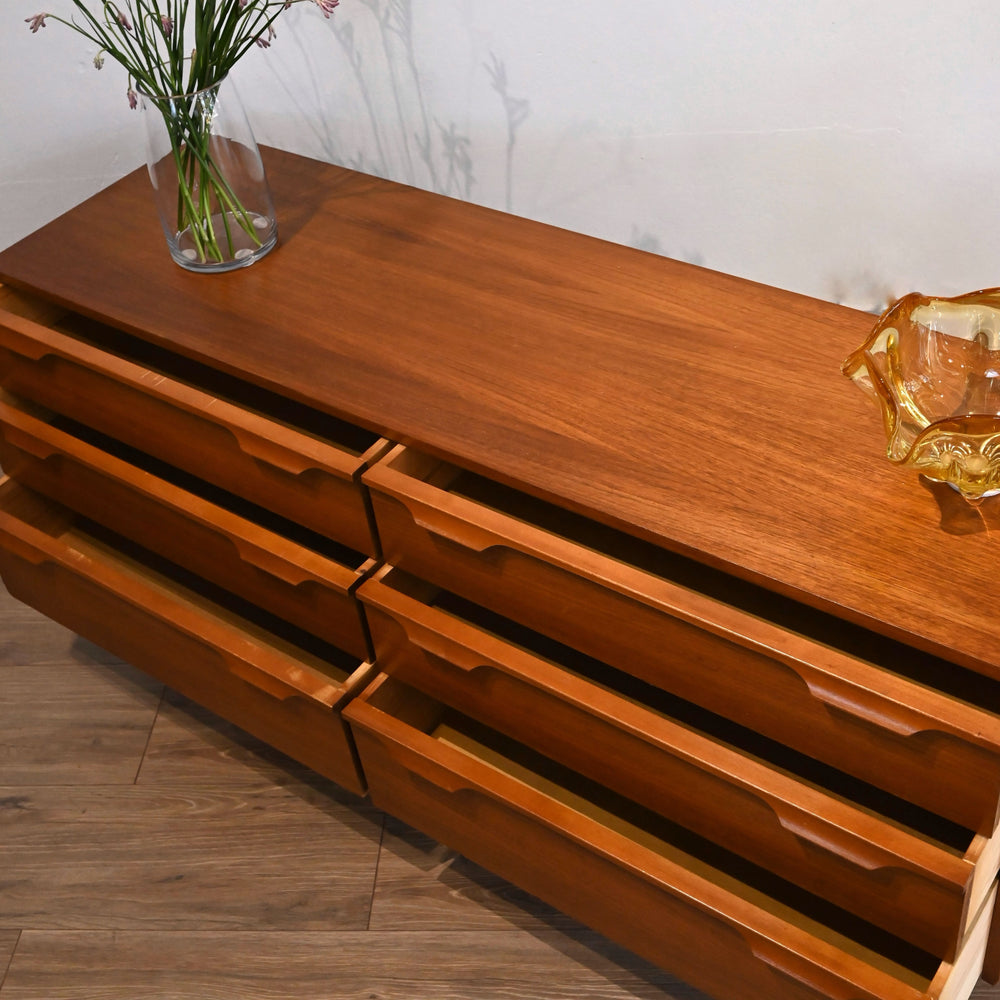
[139,74,277,273]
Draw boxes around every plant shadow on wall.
[329,0,530,210]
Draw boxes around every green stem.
[157,88,264,264]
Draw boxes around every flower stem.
[156,83,263,263]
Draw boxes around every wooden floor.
[0,577,997,1000]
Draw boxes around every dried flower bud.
[24,13,49,33]
[127,87,138,110]
[93,51,105,69]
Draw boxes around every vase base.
[169,212,277,273]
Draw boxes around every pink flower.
[24,13,49,32]
[117,8,132,30]
[255,25,275,47]
[160,15,172,35]
[127,87,138,109]
[314,0,339,16]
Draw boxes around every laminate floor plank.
[0,663,162,785]
[136,688,324,788]
[2,581,998,1000]
[370,816,579,932]
[0,618,124,668]
[0,581,121,665]
[0,932,18,989]
[0,783,382,931]
[0,930,704,999]
[0,584,48,622]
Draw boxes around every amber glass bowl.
[842,288,1000,500]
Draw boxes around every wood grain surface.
[2,150,1000,679]
[0,157,999,999]
[0,933,17,985]
[0,577,720,999]
[1,930,702,999]
[1,575,997,998]
[136,688,347,788]
[0,663,160,785]
[0,611,124,668]
[0,783,382,930]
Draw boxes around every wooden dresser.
[0,147,997,1000]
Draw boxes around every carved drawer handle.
[228,538,320,587]
[410,505,506,553]
[226,426,321,477]
[0,313,63,361]
[224,658,331,704]
[402,619,501,676]
[0,532,50,566]
[0,426,59,461]
[804,675,928,737]
[402,753,482,796]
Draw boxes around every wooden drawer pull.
[0,313,59,361]
[226,426,321,476]
[224,658,321,703]
[0,532,48,566]
[227,537,322,587]
[403,618,500,675]
[0,422,59,461]
[411,506,504,553]
[388,738,482,797]
[803,674,929,738]
[773,812,911,873]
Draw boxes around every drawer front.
[0,306,388,556]
[364,446,1000,834]
[0,478,375,795]
[359,567,997,962]
[344,674,994,1000]
[0,397,372,659]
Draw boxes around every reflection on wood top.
[1,146,997,679]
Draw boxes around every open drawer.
[363,445,1000,834]
[0,293,390,556]
[0,477,376,795]
[358,564,999,961]
[0,392,373,660]
[345,673,998,1000]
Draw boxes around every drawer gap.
[425,582,974,854]
[78,518,360,682]
[442,465,999,709]
[48,312,381,455]
[376,679,941,990]
[50,414,365,566]
[25,495,360,685]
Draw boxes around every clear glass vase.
[139,74,277,273]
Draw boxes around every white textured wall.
[4,0,1000,311]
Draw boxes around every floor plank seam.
[365,813,388,932]
[132,685,167,786]
[0,930,20,992]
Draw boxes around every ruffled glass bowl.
[842,288,1000,500]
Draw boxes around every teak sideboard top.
[2,147,998,682]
